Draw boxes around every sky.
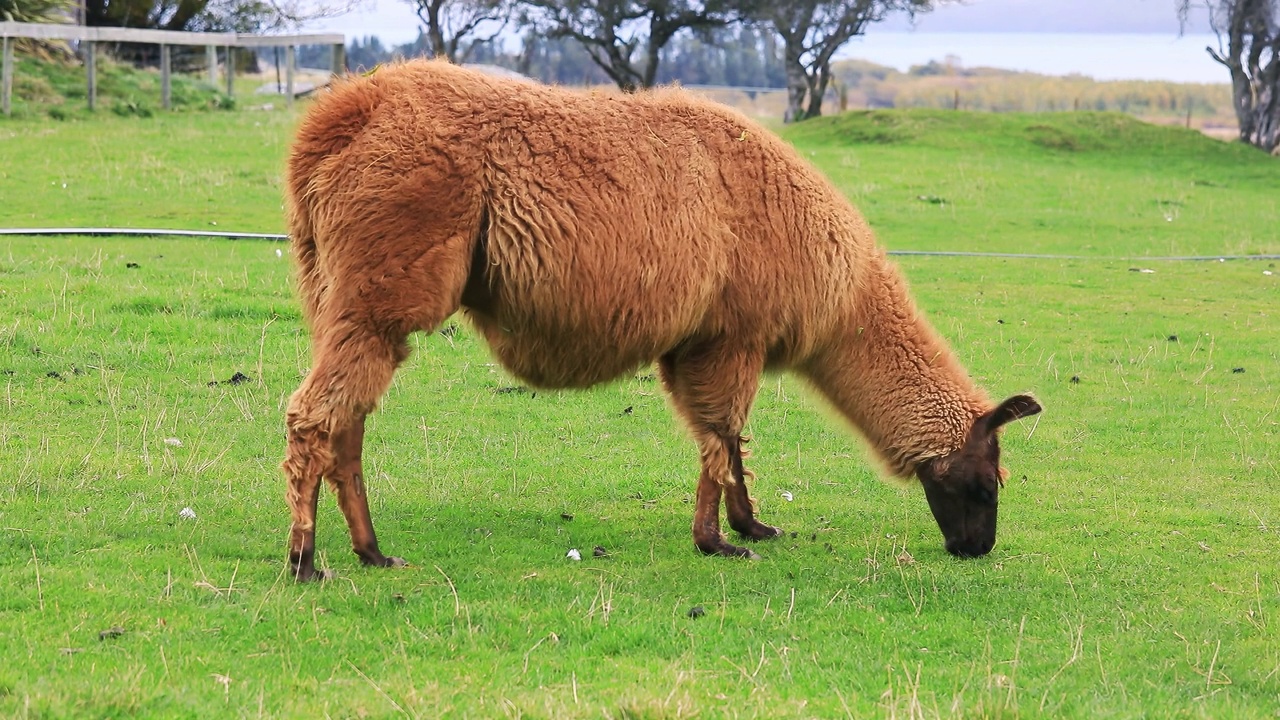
[301,0,1228,84]
[879,0,1211,33]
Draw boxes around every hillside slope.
[781,110,1280,257]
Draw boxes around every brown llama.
[281,59,1041,581]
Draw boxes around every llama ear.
[917,454,954,483]
[987,394,1042,431]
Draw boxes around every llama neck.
[805,255,991,477]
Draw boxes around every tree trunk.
[1222,53,1280,152]
[1202,1,1280,153]
[1252,86,1280,152]
[421,0,449,60]
[1230,63,1256,142]
[803,61,830,119]
[1247,42,1280,152]
[585,35,641,92]
[598,57,640,92]
[641,35,661,89]
[783,43,807,123]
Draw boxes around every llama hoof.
[293,566,335,583]
[359,551,407,568]
[289,550,333,582]
[700,541,762,560]
[735,522,785,541]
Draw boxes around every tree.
[344,35,391,71]
[653,25,785,86]
[767,0,935,122]
[1179,0,1280,152]
[82,0,352,34]
[411,0,510,63]
[2,0,72,23]
[83,0,203,30]
[194,0,281,32]
[522,0,752,91]
[3,0,75,60]
[517,29,613,83]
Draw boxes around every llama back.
[286,60,880,382]
[434,66,881,380]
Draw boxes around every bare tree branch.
[414,0,512,62]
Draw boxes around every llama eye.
[971,484,996,505]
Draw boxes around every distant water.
[839,33,1227,84]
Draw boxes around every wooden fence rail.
[0,22,344,115]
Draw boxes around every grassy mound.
[781,109,1280,257]
[4,54,233,120]
[784,109,1259,161]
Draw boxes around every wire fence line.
[3,227,1279,262]
[0,227,288,240]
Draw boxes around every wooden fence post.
[224,45,234,99]
[285,44,295,108]
[2,36,12,117]
[331,42,344,77]
[206,45,217,85]
[160,43,171,110]
[86,41,96,111]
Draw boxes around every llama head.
[916,394,1041,558]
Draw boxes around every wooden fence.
[0,22,344,115]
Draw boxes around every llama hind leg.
[329,414,405,568]
[284,440,326,581]
[660,346,781,558]
[283,330,408,580]
[282,228,475,579]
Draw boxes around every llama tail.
[285,73,389,327]
[287,72,386,193]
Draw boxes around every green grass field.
[1,106,1278,718]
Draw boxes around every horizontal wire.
[2,227,1278,262]
[0,227,287,240]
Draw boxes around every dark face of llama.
[917,395,1042,558]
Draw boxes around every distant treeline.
[280,33,1231,126]
[834,59,1233,124]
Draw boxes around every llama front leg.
[723,435,784,540]
[691,436,759,559]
